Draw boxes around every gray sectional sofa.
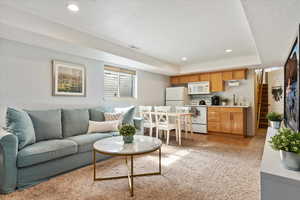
[0,106,143,194]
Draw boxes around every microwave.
[188,81,210,94]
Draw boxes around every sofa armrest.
[0,129,18,194]
[133,117,144,135]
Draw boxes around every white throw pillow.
[104,112,123,121]
[87,120,119,133]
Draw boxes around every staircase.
[258,84,269,128]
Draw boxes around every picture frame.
[52,60,86,97]
[284,31,299,132]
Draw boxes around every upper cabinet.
[179,76,190,83]
[199,73,210,81]
[170,69,247,86]
[170,74,201,84]
[188,75,199,82]
[170,76,179,85]
[210,72,224,92]
[232,70,246,80]
[222,71,233,81]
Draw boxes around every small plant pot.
[270,121,281,129]
[123,135,134,144]
[280,150,300,171]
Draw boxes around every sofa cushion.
[66,133,116,153]
[6,107,36,150]
[89,107,105,122]
[17,139,77,168]
[114,106,136,125]
[26,109,63,142]
[62,108,89,137]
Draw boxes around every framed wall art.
[52,60,86,97]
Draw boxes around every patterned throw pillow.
[104,112,123,122]
[114,106,135,125]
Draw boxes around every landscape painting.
[52,60,86,96]
[284,37,299,131]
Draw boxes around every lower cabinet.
[208,107,247,136]
[220,111,231,133]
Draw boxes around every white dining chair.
[175,106,193,138]
[139,106,156,137]
[154,106,178,145]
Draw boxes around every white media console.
[261,127,300,200]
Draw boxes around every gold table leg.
[93,148,162,197]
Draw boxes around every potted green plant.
[269,128,300,171]
[266,112,283,129]
[119,124,136,144]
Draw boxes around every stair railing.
[256,69,264,129]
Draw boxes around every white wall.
[268,68,284,114]
[0,38,169,111]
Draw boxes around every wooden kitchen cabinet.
[179,76,190,83]
[188,75,199,82]
[222,71,233,81]
[219,111,232,133]
[207,107,247,136]
[210,72,224,92]
[169,68,247,85]
[170,77,179,85]
[231,111,245,134]
[207,108,220,122]
[232,70,246,80]
[199,73,210,81]
[208,122,220,132]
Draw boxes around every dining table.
[149,112,193,145]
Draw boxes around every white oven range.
[188,106,207,134]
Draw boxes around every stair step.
[260,121,268,124]
[259,125,268,128]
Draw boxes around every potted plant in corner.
[266,112,283,129]
[119,124,136,144]
[270,128,300,171]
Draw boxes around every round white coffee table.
[93,135,162,197]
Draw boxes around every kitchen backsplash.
[190,78,252,106]
[190,95,213,105]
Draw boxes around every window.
[104,66,137,98]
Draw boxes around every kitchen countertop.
[185,105,250,108]
[208,105,250,108]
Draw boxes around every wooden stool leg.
[185,116,188,137]
[166,130,170,145]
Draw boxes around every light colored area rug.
[1,132,265,200]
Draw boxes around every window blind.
[104,70,119,97]
[104,66,136,98]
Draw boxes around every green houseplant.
[119,124,136,144]
[266,112,283,129]
[269,128,300,171]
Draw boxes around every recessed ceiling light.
[225,49,233,53]
[67,1,79,12]
[181,57,187,61]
